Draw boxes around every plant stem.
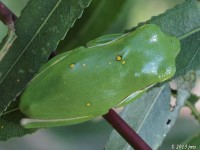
[185,101,200,123]
[0,1,17,25]
[103,109,152,150]
[0,2,17,61]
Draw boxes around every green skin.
[19,24,180,128]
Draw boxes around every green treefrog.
[19,24,180,128]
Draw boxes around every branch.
[0,2,17,25]
[185,101,200,123]
[0,2,17,61]
[103,109,152,150]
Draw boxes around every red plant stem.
[103,109,152,150]
[0,1,17,25]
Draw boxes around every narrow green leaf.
[106,85,172,150]
[57,0,134,51]
[0,0,91,115]
[106,72,195,149]
[0,100,36,141]
[106,83,190,150]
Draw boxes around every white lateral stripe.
[21,115,93,126]
[116,90,143,107]
[116,84,155,107]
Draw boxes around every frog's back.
[20,24,180,119]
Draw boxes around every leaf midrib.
[0,0,62,84]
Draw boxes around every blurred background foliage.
[1,0,200,150]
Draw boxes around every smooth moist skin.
[19,24,180,128]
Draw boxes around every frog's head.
[132,24,180,85]
[156,34,180,82]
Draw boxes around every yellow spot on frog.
[70,63,75,68]
[122,60,126,64]
[116,55,122,61]
[1,126,3,129]
[86,102,91,107]
[83,64,86,67]
[17,79,20,82]
[109,62,112,65]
